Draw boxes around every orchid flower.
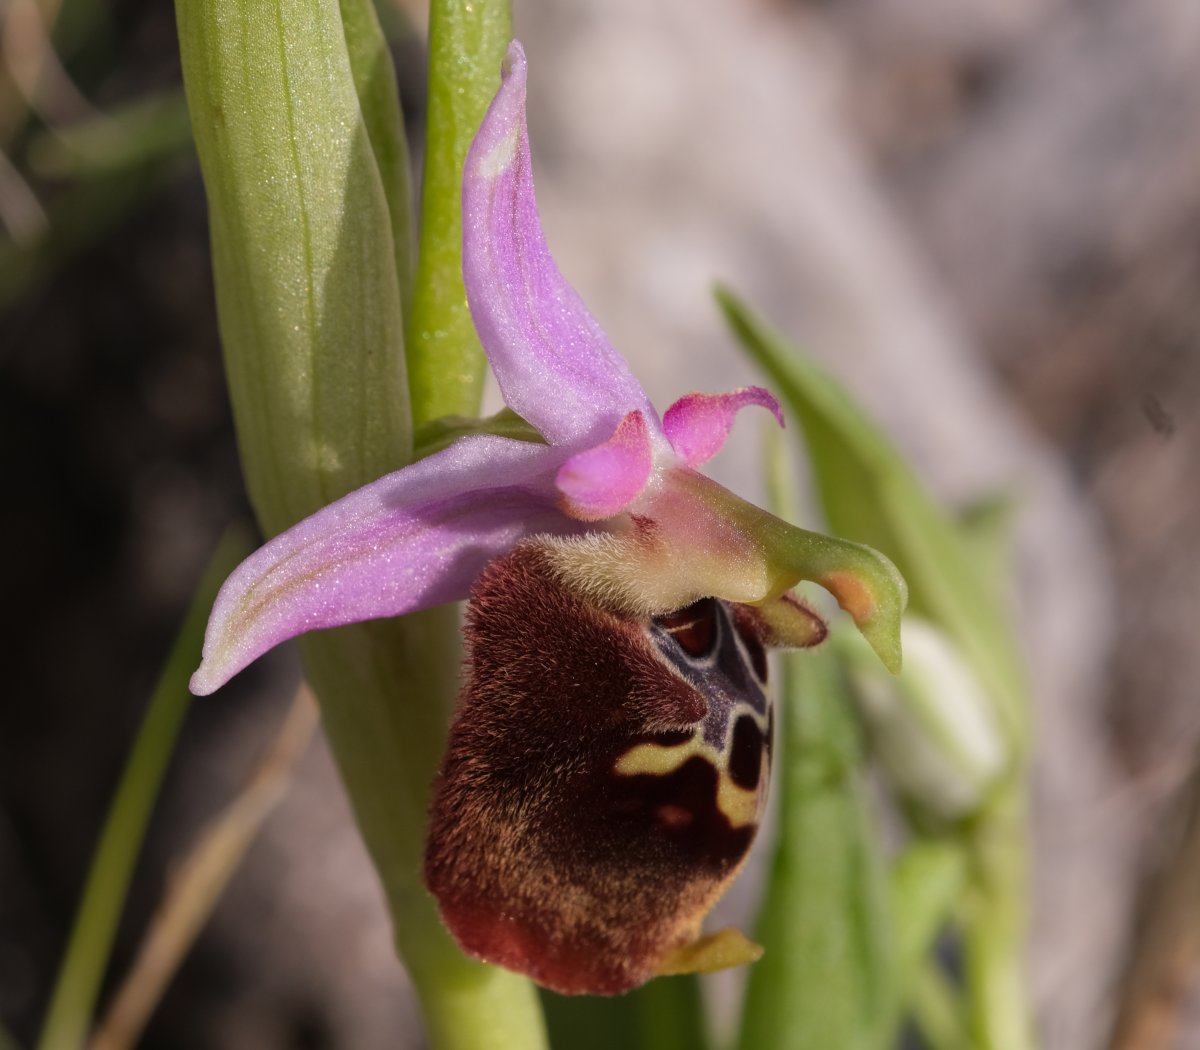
[190,41,906,996]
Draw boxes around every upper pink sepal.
[462,41,658,451]
[662,387,784,468]
[555,410,653,521]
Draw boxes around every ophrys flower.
[190,40,905,996]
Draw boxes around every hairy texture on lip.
[424,541,770,995]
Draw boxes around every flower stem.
[736,646,896,1050]
[910,962,977,1050]
[963,785,1035,1050]
[299,610,548,1050]
[405,0,512,427]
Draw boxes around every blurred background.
[1,0,1197,1046]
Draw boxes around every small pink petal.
[662,387,784,468]
[555,410,652,521]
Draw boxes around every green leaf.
[178,1,546,1046]
[716,287,1026,752]
[338,0,416,320]
[735,647,897,1050]
[957,492,1018,606]
[405,0,512,428]
[27,91,193,178]
[35,529,252,1050]
[177,0,411,537]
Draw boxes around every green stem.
[405,0,511,427]
[890,839,967,985]
[35,530,250,1050]
[299,609,547,1050]
[962,784,1034,1050]
[735,649,896,1050]
[910,961,976,1050]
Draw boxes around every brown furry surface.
[424,541,759,995]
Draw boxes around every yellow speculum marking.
[614,735,761,829]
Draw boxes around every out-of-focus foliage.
[723,288,1034,1050]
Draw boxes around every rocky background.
[1,0,1197,1047]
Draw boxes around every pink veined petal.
[190,436,576,695]
[555,410,653,521]
[462,41,659,450]
[662,387,785,468]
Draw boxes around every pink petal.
[462,41,658,450]
[662,387,784,468]
[555,410,652,521]
[190,436,576,695]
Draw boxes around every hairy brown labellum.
[424,539,824,995]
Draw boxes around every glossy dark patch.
[655,597,719,658]
[728,715,765,790]
[609,755,756,867]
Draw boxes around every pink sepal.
[189,436,573,696]
[462,41,658,450]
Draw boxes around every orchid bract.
[189,41,906,996]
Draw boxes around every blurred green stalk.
[34,529,251,1050]
[1,1021,25,1050]
[736,646,896,1050]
